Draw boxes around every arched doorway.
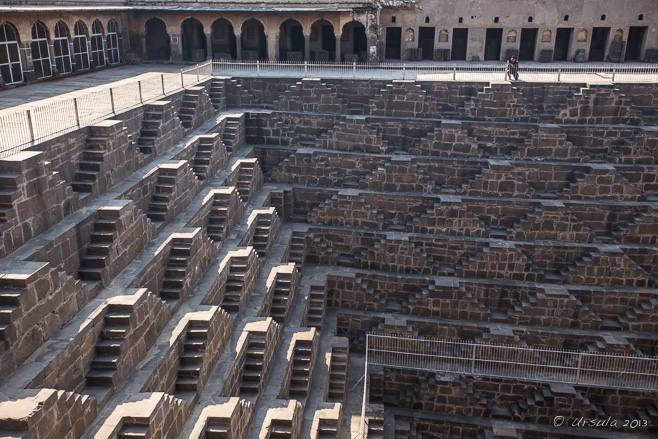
[211,18,236,60]
[73,20,90,70]
[241,19,266,60]
[53,21,73,74]
[145,17,170,61]
[0,21,23,85]
[31,21,52,78]
[90,19,105,67]
[181,18,206,61]
[341,21,367,62]
[310,19,335,62]
[279,19,304,61]
[106,19,120,64]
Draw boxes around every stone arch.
[341,21,366,62]
[90,19,105,67]
[404,28,415,42]
[211,18,236,60]
[506,29,517,43]
[145,17,170,61]
[73,20,90,70]
[182,17,206,61]
[541,29,552,43]
[0,21,23,84]
[106,19,120,64]
[279,18,304,61]
[31,21,52,78]
[241,18,267,60]
[309,19,335,61]
[439,29,449,42]
[577,28,588,42]
[613,28,623,41]
[54,21,73,74]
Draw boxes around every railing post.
[453,63,457,80]
[109,88,115,114]
[181,71,185,88]
[471,344,477,374]
[360,334,369,439]
[558,64,562,82]
[73,98,81,128]
[304,61,307,76]
[161,74,166,95]
[352,61,356,79]
[25,109,36,143]
[575,353,583,385]
[257,60,260,76]
[196,65,200,82]
[138,81,143,104]
[612,64,617,82]
[402,63,406,80]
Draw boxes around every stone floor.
[0,64,186,110]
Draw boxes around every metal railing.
[359,333,658,438]
[366,333,658,391]
[0,61,212,158]
[212,60,658,83]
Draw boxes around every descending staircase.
[78,215,122,283]
[317,419,340,439]
[0,171,20,224]
[221,115,244,154]
[136,109,163,155]
[209,79,225,110]
[287,232,306,268]
[178,88,201,131]
[304,284,326,329]
[288,340,313,398]
[269,419,294,439]
[366,417,385,439]
[327,346,348,402]
[158,242,193,306]
[0,287,25,347]
[269,271,295,324]
[252,214,273,259]
[146,169,176,224]
[84,307,132,403]
[240,336,266,394]
[174,324,209,397]
[190,136,215,181]
[206,192,232,242]
[71,134,109,197]
[117,423,149,438]
[221,256,250,314]
[236,161,257,203]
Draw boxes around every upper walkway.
[1,60,657,156]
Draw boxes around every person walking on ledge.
[506,55,519,81]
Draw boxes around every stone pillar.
[266,32,277,61]
[140,32,147,59]
[20,44,33,79]
[48,44,57,74]
[205,32,213,60]
[236,33,242,60]
[304,34,310,61]
[87,40,93,66]
[170,33,183,62]
[366,25,378,63]
[335,33,341,62]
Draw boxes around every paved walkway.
[0,64,187,110]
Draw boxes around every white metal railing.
[0,61,211,158]
[366,333,658,391]
[359,333,658,438]
[212,60,658,83]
